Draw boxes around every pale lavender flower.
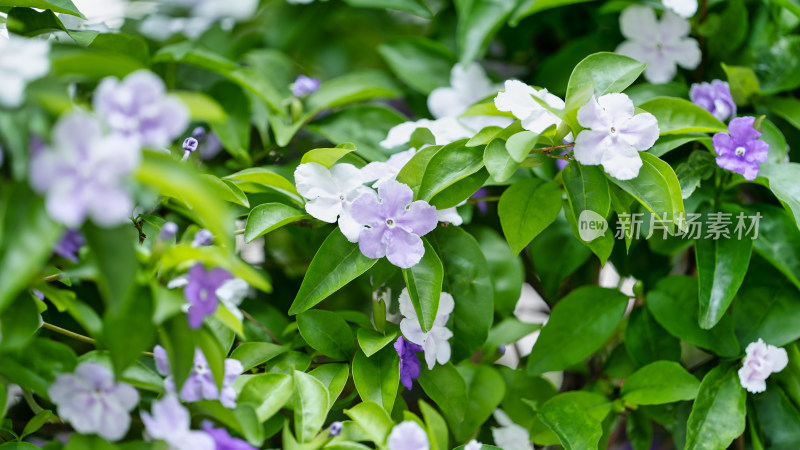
[202,421,256,450]
[159,222,178,240]
[93,70,189,149]
[465,440,483,450]
[154,345,242,408]
[387,421,429,450]
[183,136,198,153]
[192,126,207,141]
[492,409,532,450]
[54,229,86,262]
[712,116,769,181]
[361,148,417,187]
[398,288,454,370]
[350,179,438,269]
[690,80,736,122]
[329,421,343,437]
[573,93,660,180]
[739,338,788,393]
[494,80,564,133]
[201,132,223,160]
[184,264,233,329]
[29,112,140,228]
[394,336,423,390]
[663,0,697,18]
[48,362,139,442]
[616,5,701,84]
[192,229,214,247]
[141,393,215,450]
[291,75,321,97]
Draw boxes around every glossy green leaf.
[761,96,800,131]
[505,131,540,162]
[455,365,506,441]
[297,309,355,360]
[357,329,399,357]
[353,346,400,413]
[378,38,455,94]
[511,0,596,25]
[622,361,699,405]
[158,245,271,293]
[418,141,484,202]
[750,204,800,292]
[418,363,468,429]
[498,179,562,255]
[342,0,431,17]
[721,63,760,105]
[625,307,681,367]
[538,391,609,450]
[244,203,308,243]
[528,286,627,375]
[455,0,517,64]
[20,410,51,439]
[300,146,355,168]
[684,365,746,450]
[344,401,394,446]
[307,71,401,111]
[484,139,521,182]
[289,229,377,315]
[751,383,800,448]
[293,370,330,443]
[419,400,449,450]
[646,277,740,357]
[102,285,155,377]
[639,97,728,135]
[309,363,349,408]
[308,105,407,162]
[402,238,443,333]
[174,91,227,123]
[565,52,645,108]
[760,163,800,229]
[239,373,294,422]
[0,0,83,17]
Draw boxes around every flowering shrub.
[2,0,800,449]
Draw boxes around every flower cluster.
[154,345,243,408]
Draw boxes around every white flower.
[428,63,497,119]
[739,339,788,394]
[573,93,659,180]
[465,439,482,450]
[361,148,417,187]
[69,0,129,29]
[294,162,373,242]
[380,117,474,149]
[663,0,697,18]
[436,206,463,226]
[387,421,429,450]
[616,5,701,84]
[0,36,50,107]
[494,80,564,134]
[215,278,249,322]
[141,394,214,450]
[491,410,533,450]
[398,287,454,370]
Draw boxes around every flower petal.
[618,112,660,150]
[494,80,538,120]
[397,200,438,236]
[378,179,414,215]
[385,228,425,269]
[573,129,612,166]
[294,162,337,200]
[357,225,388,259]
[619,5,659,41]
[577,96,611,130]
[600,144,643,180]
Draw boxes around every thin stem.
[235,228,246,235]
[41,322,153,357]
[536,142,574,152]
[468,196,501,203]
[241,309,281,345]
[43,273,61,283]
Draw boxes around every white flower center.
[386,218,396,228]
[339,194,345,201]
[195,364,208,375]
[735,146,746,156]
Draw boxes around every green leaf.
[402,238,443,333]
[239,373,294,422]
[309,363,349,408]
[771,0,800,18]
[297,309,355,361]
[195,326,226,389]
[342,0,432,18]
[308,105,407,162]
[300,146,356,168]
[419,400,449,450]
[378,38,455,94]
[231,342,288,372]
[750,204,800,292]
[505,131,541,162]
[484,139,521,182]
[0,338,77,399]
[511,0,596,25]
[646,276,740,358]
[563,163,610,220]
[293,370,330,443]
[307,71,401,112]
[639,97,728,135]
[344,401,394,446]
[759,163,800,230]
[0,295,42,351]
[427,227,494,361]
[225,167,299,199]
[455,0,517,64]
[621,361,700,405]
[244,203,308,243]
[472,226,524,316]
[721,63,760,105]
[538,391,609,450]
[455,365,506,441]
[418,141,484,202]
[0,0,83,17]
[102,285,155,377]
[751,384,800,448]
[498,179,562,255]
[353,346,400,413]
[528,286,628,375]
[684,365,746,450]
[357,329,399,357]
[418,363,468,429]
[174,91,227,123]
[0,185,61,315]
[289,229,377,315]
[695,217,752,329]
[565,52,645,109]
[83,223,137,312]
[609,152,685,233]
[6,8,96,45]
[158,316,196,392]
[20,410,51,439]
[78,351,164,392]
[625,307,681,367]
[648,134,710,158]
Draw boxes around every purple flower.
[141,394,214,450]
[93,70,189,149]
[471,187,490,214]
[184,264,233,329]
[712,116,769,181]
[350,180,438,269]
[29,112,140,228]
[154,345,242,408]
[192,229,214,247]
[394,337,423,390]
[202,421,256,450]
[192,126,207,141]
[48,362,139,442]
[159,222,178,240]
[690,80,736,122]
[291,75,320,97]
[54,229,85,262]
[329,421,343,437]
[183,137,199,153]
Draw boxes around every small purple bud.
[183,137,199,153]
[159,222,178,240]
[329,421,343,437]
[192,229,214,247]
[497,344,506,355]
[191,126,206,141]
[291,75,321,97]
[33,290,45,301]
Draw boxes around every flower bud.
[329,421,343,437]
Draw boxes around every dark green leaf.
[297,309,355,360]
[625,307,681,367]
[621,361,699,405]
[684,365,746,450]
[378,38,455,94]
[498,179,562,255]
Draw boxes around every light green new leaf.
[418,141,484,202]
[684,365,746,450]
[231,342,288,372]
[565,52,645,108]
[239,373,294,422]
[353,347,400,413]
[484,139,521,182]
[344,401,394,446]
[357,328,399,357]
[289,229,377,315]
[498,179,562,255]
[622,361,700,405]
[300,146,356,168]
[528,286,628,375]
[309,363,349,408]
[244,203,308,243]
[293,370,330,443]
[639,97,727,135]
